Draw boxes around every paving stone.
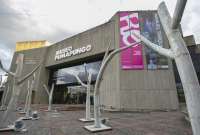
[0,105,192,135]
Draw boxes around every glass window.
[53,61,102,85]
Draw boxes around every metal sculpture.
[78,66,93,122]
[131,1,200,134]
[85,42,141,132]
[66,63,94,122]
[82,72,93,122]
[0,54,41,132]
[0,117,27,132]
[21,74,37,120]
[19,80,31,114]
[43,83,55,111]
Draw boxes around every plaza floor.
[0,105,192,135]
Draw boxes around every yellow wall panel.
[15,40,47,52]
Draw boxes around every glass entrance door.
[66,86,86,104]
[51,60,101,104]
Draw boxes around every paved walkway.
[0,105,192,135]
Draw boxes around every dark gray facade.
[7,11,179,111]
[173,35,200,102]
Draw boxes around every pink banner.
[119,12,144,69]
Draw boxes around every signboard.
[139,12,168,69]
[119,12,144,69]
[55,44,92,61]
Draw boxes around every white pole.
[24,80,30,114]
[93,42,140,128]
[26,74,35,118]
[157,3,200,135]
[24,80,30,112]
[171,0,187,29]
[0,54,24,126]
[132,2,200,134]
[43,83,55,111]
[66,64,93,121]
[0,54,40,127]
[48,83,55,111]
[86,73,92,120]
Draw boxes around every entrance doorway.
[0,91,3,104]
[66,86,86,104]
[50,60,101,104]
[52,85,87,104]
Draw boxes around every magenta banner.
[119,12,144,69]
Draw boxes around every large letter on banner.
[119,12,144,69]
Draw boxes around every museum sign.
[55,44,92,61]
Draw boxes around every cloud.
[181,0,200,42]
[0,0,74,73]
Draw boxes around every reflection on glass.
[53,61,102,85]
[140,12,168,70]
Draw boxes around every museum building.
[7,11,179,111]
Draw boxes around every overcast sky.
[0,0,199,74]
